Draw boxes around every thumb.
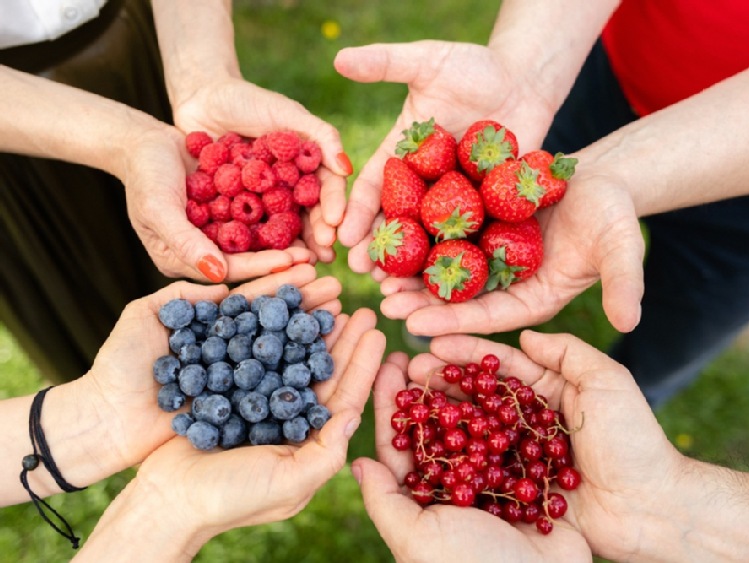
[334,42,434,86]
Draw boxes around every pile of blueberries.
[153,284,335,450]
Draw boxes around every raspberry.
[256,211,302,249]
[217,131,243,148]
[272,160,301,188]
[251,135,275,164]
[294,140,322,173]
[262,187,297,215]
[247,223,265,251]
[217,220,253,253]
[199,142,231,175]
[186,200,211,227]
[213,163,243,197]
[185,170,217,203]
[241,159,277,193]
[230,192,264,225]
[293,174,321,207]
[208,195,233,222]
[201,222,220,243]
[230,141,254,167]
[265,130,301,162]
[185,131,213,158]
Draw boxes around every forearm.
[575,68,749,216]
[0,65,168,180]
[488,0,620,111]
[151,0,242,110]
[0,380,120,506]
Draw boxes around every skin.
[355,331,749,562]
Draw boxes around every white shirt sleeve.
[0,0,109,49]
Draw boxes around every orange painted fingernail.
[197,255,226,283]
[271,264,291,273]
[293,256,311,264]
[336,152,354,176]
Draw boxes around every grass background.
[2,0,749,561]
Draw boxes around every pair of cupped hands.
[93,41,676,560]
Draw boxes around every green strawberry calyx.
[424,251,469,301]
[549,153,578,180]
[515,161,545,204]
[395,117,436,156]
[486,246,526,291]
[434,207,479,241]
[368,219,404,264]
[470,126,514,173]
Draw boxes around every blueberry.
[153,354,180,385]
[238,391,270,423]
[283,416,311,443]
[308,351,334,382]
[260,328,288,346]
[202,336,227,364]
[195,394,232,426]
[169,327,196,354]
[307,337,327,355]
[157,382,186,412]
[220,293,250,317]
[186,420,220,451]
[311,309,335,336]
[252,334,283,366]
[207,361,234,393]
[234,358,265,390]
[158,299,195,329]
[282,363,311,388]
[258,297,289,331]
[299,387,318,413]
[276,284,303,309]
[209,316,237,340]
[306,404,332,430]
[248,421,283,446]
[178,343,202,365]
[269,386,304,420]
[189,320,209,342]
[283,341,306,364]
[179,364,208,396]
[194,299,219,323]
[234,311,258,335]
[285,313,320,344]
[171,412,195,436]
[220,414,247,449]
[254,371,282,397]
[230,387,250,410]
[191,391,211,418]
[227,334,253,363]
[250,294,271,315]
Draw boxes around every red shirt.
[601,0,749,116]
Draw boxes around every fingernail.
[293,256,311,265]
[271,263,291,273]
[351,463,362,485]
[336,152,354,176]
[344,416,361,439]
[197,255,225,283]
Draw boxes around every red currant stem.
[479,490,517,503]
[541,476,552,520]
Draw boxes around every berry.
[283,341,307,364]
[186,420,220,451]
[220,414,247,449]
[177,342,201,364]
[254,370,283,397]
[480,160,545,223]
[380,157,428,221]
[262,187,297,215]
[368,217,430,278]
[186,131,213,158]
[214,163,244,197]
[249,421,283,445]
[269,386,305,420]
[423,239,489,303]
[265,130,302,162]
[186,200,211,227]
[231,192,264,225]
[286,312,320,344]
[158,299,195,329]
[308,351,334,381]
[217,220,253,253]
[234,358,265,390]
[219,294,249,317]
[241,159,277,193]
[457,120,519,182]
[557,466,582,491]
[255,212,302,250]
[395,117,457,180]
[238,391,270,423]
[157,382,186,412]
[292,174,321,207]
[283,416,311,443]
[276,283,303,309]
[209,316,237,339]
[208,195,232,222]
[199,142,230,176]
[179,364,208,397]
[419,171,484,240]
[227,334,253,363]
[311,309,335,335]
[252,334,284,366]
[294,140,322,173]
[307,404,332,430]
[234,311,258,335]
[521,150,577,208]
[195,394,232,426]
[258,297,290,331]
[201,336,228,364]
[273,160,301,188]
[153,354,181,385]
[206,361,235,392]
[479,217,544,291]
[168,327,196,354]
[282,363,312,388]
[171,412,195,436]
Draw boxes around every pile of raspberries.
[184,130,323,253]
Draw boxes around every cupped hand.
[171,77,353,267]
[404,331,688,562]
[374,169,645,335]
[80,264,342,473]
[334,40,557,272]
[126,304,386,543]
[353,351,592,562]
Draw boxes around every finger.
[284,243,315,266]
[380,275,425,296]
[380,289,442,323]
[297,276,343,311]
[318,166,348,229]
[347,233,377,274]
[322,313,349,352]
[334,42,434,86]
[309,298,342,317]
[230,263,317,298]
[597,228,645,333]
[304,205,336,262]
[139,281,230,317]
[224,250,296,280]
[352,457,424,549]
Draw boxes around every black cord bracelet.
[19,386,87,549]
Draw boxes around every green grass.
[2,1,749,561]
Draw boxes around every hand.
[402,331,690,562]
[372,168,645,335]
[334,40,557,273]
[171,77,353,267]
[77,264,341,476]
[106,304,386,551]
[352,351,591,562]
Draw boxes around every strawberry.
[479,217,543,290]
[368,217,430,278]
[521,150,578,208]
[380,157,428,221]
[395,117,457,181]
[480,159,545,222]
[423,239,489,303]
[457,120,519,182]
[419,170,484,240]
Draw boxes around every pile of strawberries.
[369,118,577,302]
[184,130,323,253]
